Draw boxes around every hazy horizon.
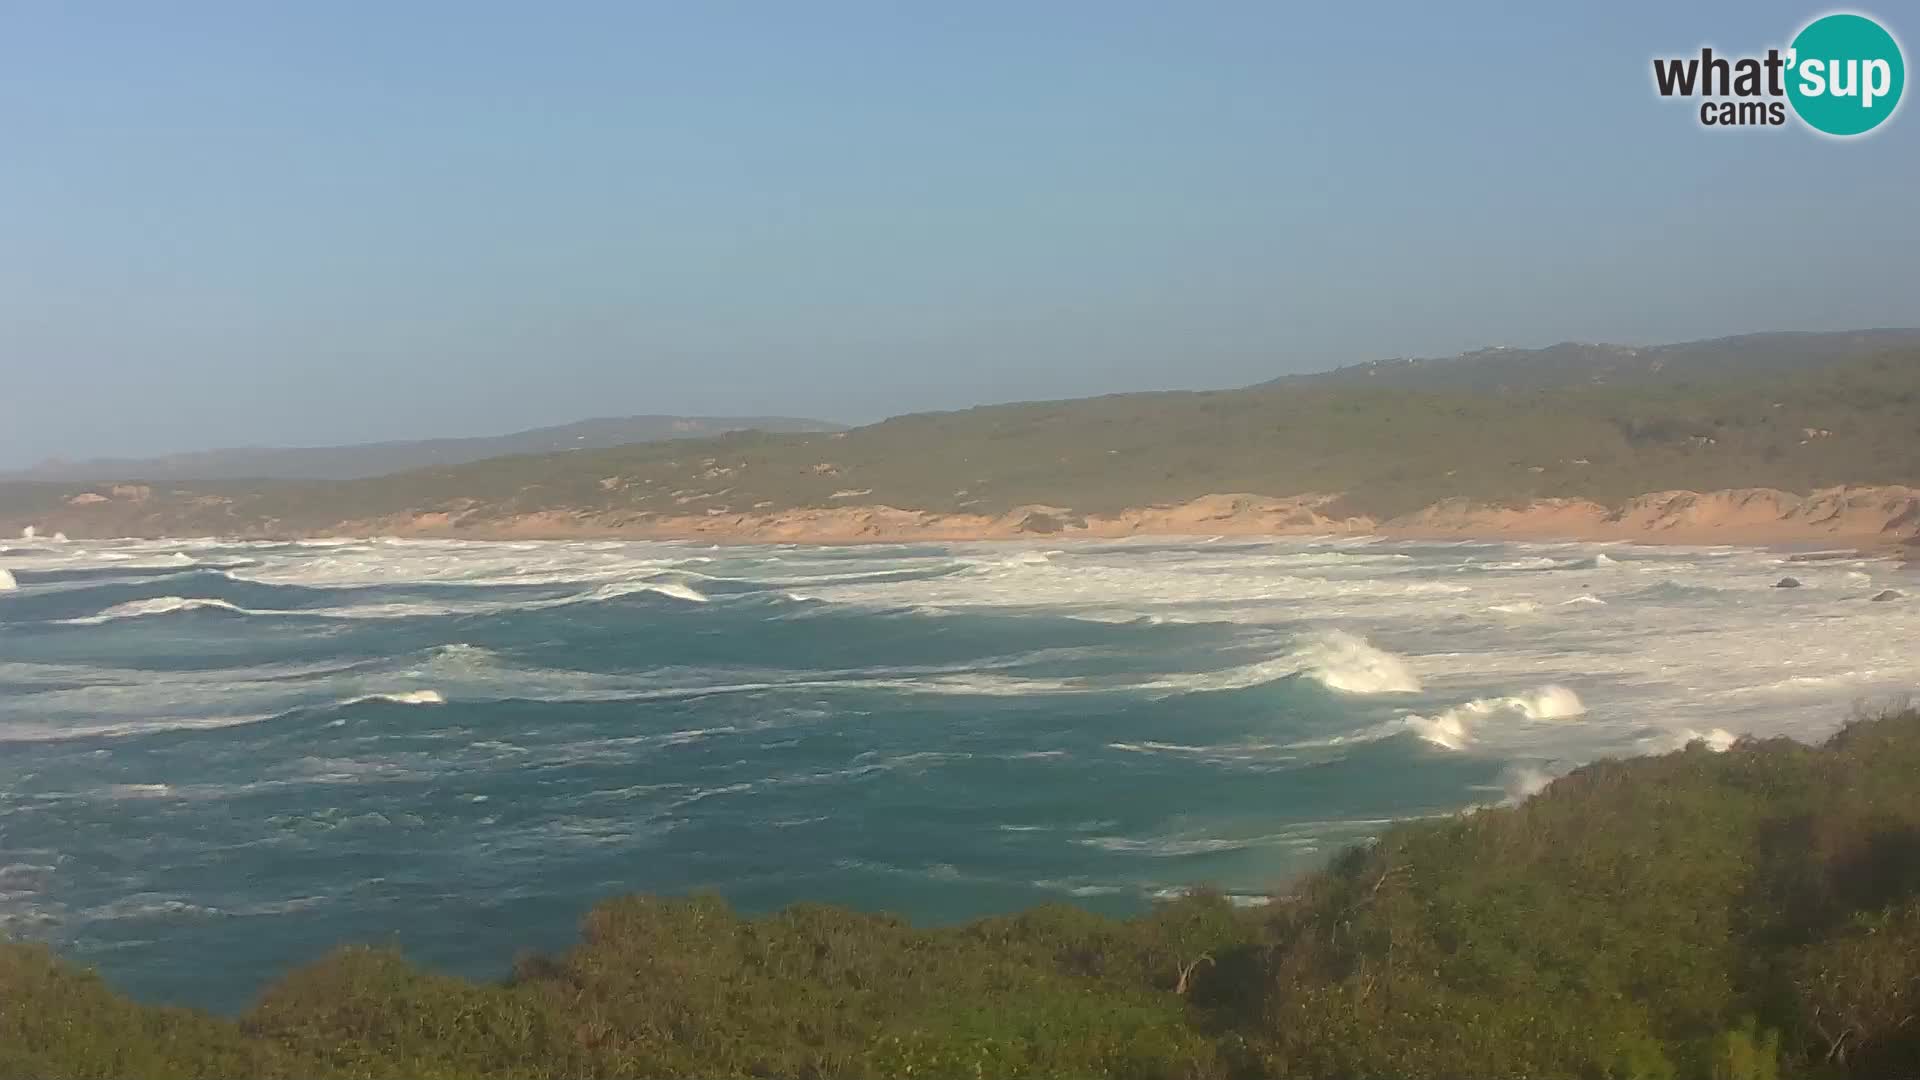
[6,1,1918,468]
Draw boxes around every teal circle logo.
[1786,13,1905,136]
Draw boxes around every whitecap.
[1031,878,1127,897]
[1290,630,1422,694]
[343,689,445,706]
[1399,685,1586,750]
[58,596,249,624]
[1082,836,1254,856]
[1647,727,1739,753]
[81,896,225,922]
[104,783,174,799]
[1135,630,1419,696]
[1482,556,1561,571]
[1403,712,1473,750]
[0,568,15,592]
[565,579,709,605]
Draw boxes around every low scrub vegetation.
[6,347,1918,535]
[7,710,1920,1078]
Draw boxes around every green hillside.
[1268,329,1920,395]
[8,709,1920,1079]
[3,346,1918,536]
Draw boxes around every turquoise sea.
[2,534,1915,1012]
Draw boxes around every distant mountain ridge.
[4,415,847,483]
[14,330,1914,486]
[1267,328,1920,393]
[8,328,1920,545]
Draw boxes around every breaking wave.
[1646,727,1739,753]
[0,568,15,592]
[1401,685,1586,750]
[9,530,1919,1014]
[1134,631,1419,696]
[342,690,445,706]
[59,596,249,624]
[1289,631,1422,694]
[560,580,710,605]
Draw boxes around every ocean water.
[2,534,1916,1013]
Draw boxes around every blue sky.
[2,1,1915,465]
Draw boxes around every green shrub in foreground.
[6,710,1920,1079]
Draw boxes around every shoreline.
[10,484,1920,557]
[306,484,1920,558]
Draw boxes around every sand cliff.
[10,485,1920,553]
[320,486,1920,552]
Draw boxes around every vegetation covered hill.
[1267,328,1920,395]
[0,415,845,485]
[7,710,1920,1079]
[4,342,1916,537]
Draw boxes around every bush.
[8,710,1920,1078]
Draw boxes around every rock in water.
[1773,577,1802,589]
[1870,589,1901,602]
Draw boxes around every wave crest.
[343,689,445,706]
[570,580,710,605]
[60,596,248,624]
[1402,685,1586,750]
[1291,631,1422,694]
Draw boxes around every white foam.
[1290,631,1422,694]
[1499,765,1557,805]
[106,783,174,799]
[1513,685,1586,719]
[1081,836,1256,856]
[1400,685,1586,750]
[564,579,710,605]
[1403,712,1473,750]
[15,534,1920,786]
[1484,556,1560,571]
[1651,727,1739,753]
[0,569,15,592]
[81,896,224,922]
[60,596,248,624]
[1034,880,1127,898]
[1131,631,1419,696]
[641,582,709,603]
[344,689,445,706]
